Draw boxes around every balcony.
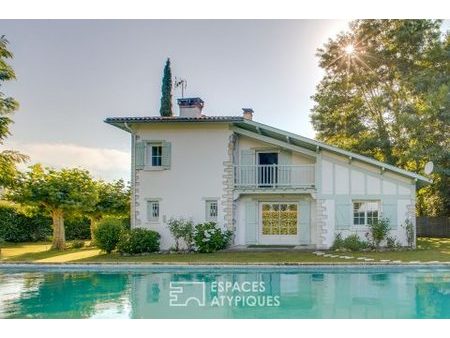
[233,164,315,189]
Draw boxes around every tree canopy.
[311,20,449,216]
[86,179,130,241]
[8,164,98,249]
[159,58,173,117]
[0,35,28,187]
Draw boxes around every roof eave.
[104,116,245,133]
[238,119,432,184]
[104,120,133,132]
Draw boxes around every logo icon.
[169,282,206,307]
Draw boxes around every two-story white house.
[105,97,430,250]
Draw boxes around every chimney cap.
[242,108,254,120]
[177,97,204,118]
[177,97,204,107]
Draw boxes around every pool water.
[0,266,449,319]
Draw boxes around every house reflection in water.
[127,270,450,319]
[1,269,449,318]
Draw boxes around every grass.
[80,251,341,264]
[0,241,52,259]
[0,241,99,263]
[0,238,450,264]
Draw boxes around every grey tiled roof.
[105,115,244,123]
[104,114,430,183]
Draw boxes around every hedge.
[0,202,51,242]
[65,216,91,240]
[0,201,92,242]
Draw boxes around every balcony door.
[258,152,278,187]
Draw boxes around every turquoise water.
[0,265,449,318]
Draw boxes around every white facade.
[106,111,428,250]
[316,151,416,248]
[132,123,232,249]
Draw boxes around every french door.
[259,202,299,245]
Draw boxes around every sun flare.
[344,44,355,55]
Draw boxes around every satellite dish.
[424,161,434,175]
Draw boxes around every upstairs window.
[149,144,162,167]
[353,201,379,226]
[136,141,171,170]
[205,200,218,222]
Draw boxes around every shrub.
[120,216,131,230]
[93,217,124,253]
[343,234,369,251]
[403,219,415,248]
[368,217,390,248]
[117,228,160,254]
[70,239,85,249]
[332,233,368,251]
[331,233,345,250]
[193,222,232,253]
[386,236,400,249]
[168,217,194,251]
[0,202,52,242]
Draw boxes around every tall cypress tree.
[159,58,173,116]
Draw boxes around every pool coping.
[1,262,450,272]
[1,260,450,266]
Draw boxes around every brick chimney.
[242,108,254,120]
[177,97,204,117]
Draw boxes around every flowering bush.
[193,222,232,253]
[167,217,194,251]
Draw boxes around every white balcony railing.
[233,164,315,189]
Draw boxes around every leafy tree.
[159,58,173,116]
[87,179,130,242]
[311,20,449,216]
[0,35,28,187]
[8,164,98,250]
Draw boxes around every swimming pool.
[0,264,449,318]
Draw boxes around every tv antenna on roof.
[174,77,187,98]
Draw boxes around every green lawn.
[1,237,450,264]
[0,241,99,262]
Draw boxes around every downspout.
[124,122,136,228]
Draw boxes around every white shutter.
[245,200,258,244]
[240,150,256,186]
[336,199,351,230]
[161,141,171,169]
[135,142,145,169]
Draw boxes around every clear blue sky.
[1,20,446,181]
